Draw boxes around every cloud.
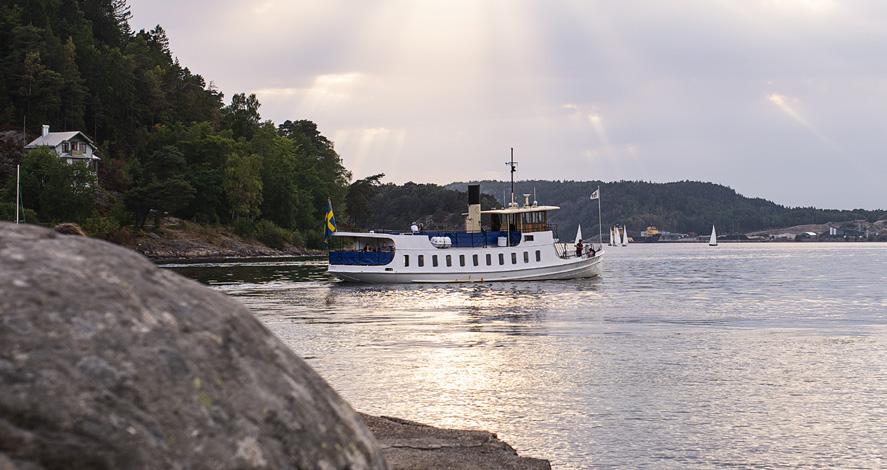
[767,93,811,128]
[253,72,364,117]
[767,93,841,151]
[129,0,887,209]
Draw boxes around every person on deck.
[588,246,596,257]
[575,239,583,257]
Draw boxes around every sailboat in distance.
[622,226,629,246]
[709,225,718,246]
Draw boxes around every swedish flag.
[324,199,337,242]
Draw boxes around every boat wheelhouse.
[327,183,604,283]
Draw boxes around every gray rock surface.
[360,414,551,470]
[0,223,386,470]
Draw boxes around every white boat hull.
[330,252,603,283]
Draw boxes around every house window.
[486,254,492,266]
[523,251,529,263]
[459,255,465,267]
[418,255,424,267]
[535,250,541,262]
[432,255,439,267]
[446,255,452,267]
[524,235,534,242]
[511,253,517,264]
[404,255,410,267]
[473,254,479,266]
[498,253,505,265]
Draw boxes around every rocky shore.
[123,218,322,261]
[361,414,550,470]
[0,222,548,469]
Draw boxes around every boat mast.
[506,147,517,207]
[505,148,518,247]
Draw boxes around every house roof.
[25,131,97,149]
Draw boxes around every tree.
[277,119,351,226]
[221,93,261,140]
[14,148,96,223]
[223,152,262,222]
[346,173,384,228]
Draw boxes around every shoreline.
[151,253,322,265]
[360,413,550,469]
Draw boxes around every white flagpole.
[596,186,602,249]
[15,164,20,224]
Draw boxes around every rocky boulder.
[0,223,386,469]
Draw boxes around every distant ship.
[632,226,662,243]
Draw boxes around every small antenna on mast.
[505,147,518,207]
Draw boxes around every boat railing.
[554,242,603,259]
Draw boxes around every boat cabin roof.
[481,205,559,215]
[333,231,395,239]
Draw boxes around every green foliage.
[124,177,195,228]
[0,202,37,222]
[222,93,261,140]
[81,215,120,238]
[223,152,262,221]
[13,148,96,223]
[346,173,384,228]
[254,219,291,249]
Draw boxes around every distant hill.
[446,180,886,240]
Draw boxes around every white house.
[25,125,101,171]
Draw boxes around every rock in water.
[0,223,386,470]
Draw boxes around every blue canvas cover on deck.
[329,251,394,266]
[422,230,521,248]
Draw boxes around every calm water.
[166,243,887,469]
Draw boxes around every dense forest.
[0,0,353,247]
[447,180,886,239]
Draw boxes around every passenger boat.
[327,182,604,283]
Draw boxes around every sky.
[130,0,887,209]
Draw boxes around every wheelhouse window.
[418,255,424,267]
[446,255,452,267]
[459,255,465,267]
[473,254,479,266]
[524,235,534,242]
[518,210,548,232]
[432,255,439,267]
[486,254,492,266]
[523,251,529,263]
[499,253,505,265]
[404,255,409,267]
[535,250,541,262]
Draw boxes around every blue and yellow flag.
[324,199,337,242]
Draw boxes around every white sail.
[575,224,583,244]
[623,226,629,246]
[609,227,614,246]
[709,225,718,246]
